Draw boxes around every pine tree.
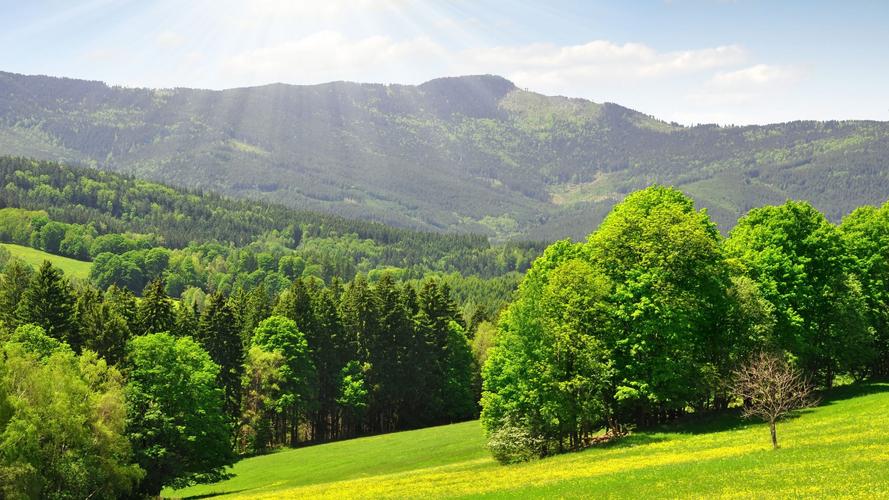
[198,292,244,420]
[75,284,131,365]
[311,284,347,441]
[0,259,33,330]
[137,278,175,335]
[16,261,77,347]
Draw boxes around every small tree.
[731,352,816,449]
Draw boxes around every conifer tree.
[198,292,244,420]
[137,278,175,335]
[16,261,77,347]
[0,259,33,330]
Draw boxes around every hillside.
[0,156,540,283]
[0,243,91,280]
[2,72,889,239]
[167,383,889,499]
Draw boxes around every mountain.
[2,71,889,239]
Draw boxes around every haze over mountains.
[2,70,888,240]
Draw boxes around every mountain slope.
[2,71,889,239]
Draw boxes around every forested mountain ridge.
[0,156,539,302]
[2,70,889,239]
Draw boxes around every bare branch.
[731,351,816,448]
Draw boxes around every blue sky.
[2,0,888,124]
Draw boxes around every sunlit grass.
[167,383,889,499]
[1,243,91,280]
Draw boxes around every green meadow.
[168,383,889,499]
[1,243,91,280]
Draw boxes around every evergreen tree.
[339,275,380,432]
[0,259,32,331]
[76,284,131,365]
[137,278,175,335]
[198,292,244,420]
[16,261,77,347]
[311,284,348,441]
[416,279,463,425]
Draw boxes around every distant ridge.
[1,70,888,240]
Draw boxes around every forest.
[1,158,889,497]
[0,156,539,308]
[481,186,889,462]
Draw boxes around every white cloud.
[156,31,186,49]
[708,64,798,88]
[220,32,749,92]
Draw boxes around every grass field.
[1,243,92,280]
[167,383,889,499]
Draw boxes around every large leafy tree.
[482,241,612,454]
[0,326,142,498]
[238,346,286,454]
[16,261,78,348]
[125,333,234,497]
[726,200,872,386]
[839,203,889,375]
[586,185,729,421]
[251,315,315,446]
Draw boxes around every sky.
[1,0,888,125]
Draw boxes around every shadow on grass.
[646,381,889,437]
[597,433,668,449]
[651,408,749,436]
[817,381,889,406]
[176,489,249,500]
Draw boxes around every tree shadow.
[650,408,750,436]
[816,381,889,406]
[172,489,249,499]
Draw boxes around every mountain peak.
[417,75,516,118]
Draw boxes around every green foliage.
[197,293,244,419]
[0,156,541,283]
[251,316,315,412]
[839,202,889,376]
[238,346,287,455]
[16,261,78,348]
[0,336,142,499]
[136,278,174,335]
[587,186,729,418]
[726,200,872,385]
[125,333,235,496]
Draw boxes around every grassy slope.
[2,243,91,280]
[168,383,889,499]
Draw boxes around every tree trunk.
[769,420,778,449]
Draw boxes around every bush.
[485,422,544,465]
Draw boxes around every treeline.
[0,258,489,497]
[482,186,889,462]
[0,156,543,279]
